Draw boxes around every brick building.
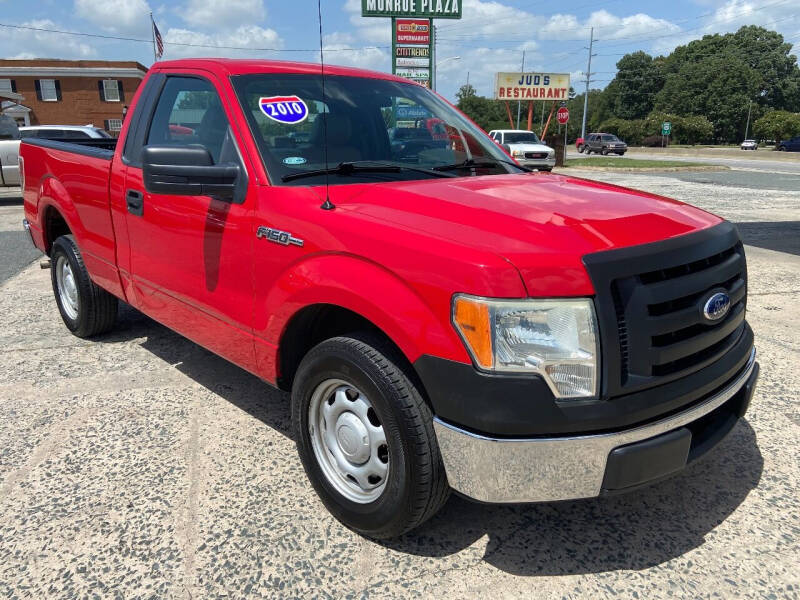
[0,59,148,135]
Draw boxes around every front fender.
[254,253,470,381]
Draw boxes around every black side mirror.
[142,145,240,201]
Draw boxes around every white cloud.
[163,25,282,58]
[178,0,266,29]
[3,20,95,59]
[323,44,389,72]
[74,0,152,36]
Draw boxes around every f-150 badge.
[257,226,304,247]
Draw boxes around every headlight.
[547,151,555,158]
[452,295,600,398]
[511,149,524,157]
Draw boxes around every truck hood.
[506,142,552,152]
[328,173,721,296]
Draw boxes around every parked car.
[575,136,585,152]
[0,114,20,186]
[21,58,758,539]
[584,132,627,155]
[740,140,758,150]
[19,125,112,140]
[777,136,800,152]
[488,129,555,171]
[1,124,113,186]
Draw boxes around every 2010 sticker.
[283,156,307,165]
[259,95,308,124]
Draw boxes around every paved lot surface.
[0,171,798,599]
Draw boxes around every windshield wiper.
[432,157,533,173]
[281,160,457,182]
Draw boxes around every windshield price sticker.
[259,96,309,124]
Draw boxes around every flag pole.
[150,12,158,63]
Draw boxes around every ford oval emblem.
[703,292,731,322]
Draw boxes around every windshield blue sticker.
[283,156,307,165]
[259,96,308,124]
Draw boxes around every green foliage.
[582,25,800,143]
[597,112,714,145]
[455,84,477,103]
[752,110,800,141]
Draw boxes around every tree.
[612,51,663,120]
[455,83,477,103]
[752,110,800,142]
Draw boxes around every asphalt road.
[0,172,798,598]
[0,192,41,285]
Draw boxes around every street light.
[432,56,460,92]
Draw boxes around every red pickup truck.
[21,59,758,539]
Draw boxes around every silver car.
[740,139,758,150]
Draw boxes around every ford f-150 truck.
[21,59,759,539]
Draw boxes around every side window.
[146,76,232,164]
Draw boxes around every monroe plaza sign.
[361,0,462,19]
[494,72,571,101]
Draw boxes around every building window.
[0,78,15,94]
[106,119,123,132]
[38,79,59,101]
[102,79,121,102]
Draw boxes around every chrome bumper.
[519,157,556,169]
[433,348,757,503]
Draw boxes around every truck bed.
[21,137,117,160]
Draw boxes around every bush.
[753,110,800,143]
[641,135,664,147]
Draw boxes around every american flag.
[152,15,164,60]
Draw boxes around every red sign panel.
[557,107,570,125]
[395,19,430,45]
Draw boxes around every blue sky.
[0,0,798,101]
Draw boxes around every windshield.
[231,73,516,185]
[503,132,540,144]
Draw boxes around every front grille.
[524,152,547,159]
[583,222,748,396]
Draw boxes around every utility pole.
[516,50,525,129]
[431,24,437,91]
[744,100,753,140]
[580,27,597,141]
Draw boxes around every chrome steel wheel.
[308,378,389,504]
[55,254,79,320]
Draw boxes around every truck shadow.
[734,221,800,256]
[101,303,763,576]
[381,419,762,575]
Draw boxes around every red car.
[21,59,758,539]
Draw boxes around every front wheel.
[51,235,118,337]
[601,148,609,155]
[292,334,449,539]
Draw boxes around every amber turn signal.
[452,296,493,368]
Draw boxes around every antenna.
[317,0,335,210]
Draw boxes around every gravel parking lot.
[1,169,798,599]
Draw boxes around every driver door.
[123,74,258,372]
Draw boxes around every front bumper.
[433,348,757,503]
[517,157,556,169]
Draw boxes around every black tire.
[601,147,609,155]
[50,234,118,338]
[539,167,552,172]
[292,333,449,539]
[577,144,584,153]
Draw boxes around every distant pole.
[466,71,470,86]
[150,12,158,63]
[431,23,437,91]
[580,27,596,140]
[516,50,525,129]
[744,100,753,140]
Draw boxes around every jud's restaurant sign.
[494,72,571,101]
[361,0,462,19]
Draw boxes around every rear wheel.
[292,334,449,539]
[51,235,117,337]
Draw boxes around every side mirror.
[142,145,240,201]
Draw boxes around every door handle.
[126,189,144,216]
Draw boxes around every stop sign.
[557,107,569,125]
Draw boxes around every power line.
[0,21,391,53]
